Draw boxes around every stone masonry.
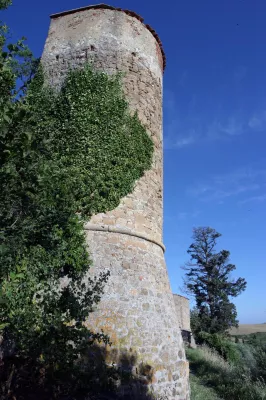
[174,294,196,349]
[173,295,191,332]
[42,5,190,399]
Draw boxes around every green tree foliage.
[197,332,241,363]
[183,227,247,336]
[0,0,38,105]
[0,1,11,11]
[0,2,153,397]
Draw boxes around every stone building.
[42,4,190,399]
[173,294,195,348]
[174,294,191,333]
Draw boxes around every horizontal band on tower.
[84,223,166,252]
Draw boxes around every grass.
[190,373,222,400]
[187,345,266,400]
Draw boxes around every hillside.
[187,343,266,400]
[230,324,266,335]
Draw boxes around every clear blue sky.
[3,0,266,324]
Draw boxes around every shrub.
[252,345,266,383]
[190,374,222,400]
[0,60,153,397]
[187,346,266,400]
[197,332,241,364]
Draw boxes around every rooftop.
[50,3,166,71]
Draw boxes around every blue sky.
[3,0,266,324]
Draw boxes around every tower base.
[85,229,190,400]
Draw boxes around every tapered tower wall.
[42,5,189,399]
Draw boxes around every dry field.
[230,324,266,335]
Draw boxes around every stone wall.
[42,5,164,244]
[42,5,190,399]
[173,294,191,332]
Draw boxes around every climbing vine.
[0,52,153,396]
[28,64,154,216]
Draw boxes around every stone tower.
[42,5,189,399]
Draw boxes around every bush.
[187,346,266,400]
[252,345,266,383]
[190,373,221,400]
[236,342,257,370]
[0,60,153,398]
[197,332,241,364]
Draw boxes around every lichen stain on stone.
[67,18,83,29]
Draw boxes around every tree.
[0,2,153,398]
[183,227,247,336]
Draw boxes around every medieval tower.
[42,4,190,399]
